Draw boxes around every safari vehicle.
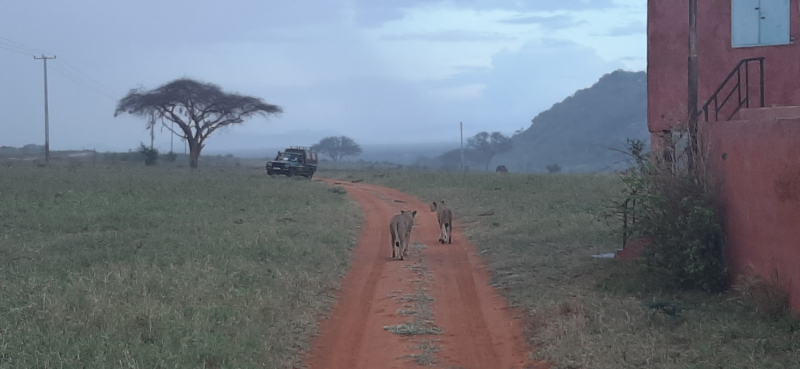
[266,146,318,179]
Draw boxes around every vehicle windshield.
[277,153,300,161]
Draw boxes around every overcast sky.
[0,0,645,154]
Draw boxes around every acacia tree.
[437,148,482,170]
[467,131,513,171]
[313,136,362,162]
[114,78,282,168]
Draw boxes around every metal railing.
[700,57,765,122]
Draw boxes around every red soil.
[304,179,547,369]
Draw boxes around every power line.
[0,39,39,56]
[49,61,119,100]
[0,44,119,101]
[49,61,119,101]
[0,36,48,54]
[1,36,121,99]
[57,59,121,98]
[0,43,34,56]
[0,40,31,51]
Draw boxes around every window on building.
[732,0,791,47]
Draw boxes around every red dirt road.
[304,179,545,369]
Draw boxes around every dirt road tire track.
[304,179,545,369]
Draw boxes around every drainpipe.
[688,0,699,173]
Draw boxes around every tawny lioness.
[389,210,417,260]
[430,200,452,244]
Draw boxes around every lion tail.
[391,222,401,248]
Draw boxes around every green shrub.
[163,151,178,162]
[103,152,119,163]
[546,163,561,173]
[611,138,727,292]
[138,144,159,166]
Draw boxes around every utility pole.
[687,0,699,172]
[460,121,465,172]
[34,55,56,163]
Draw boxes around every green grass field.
[320,169,800,369]
[0,163,361,369]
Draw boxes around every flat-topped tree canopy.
[467,131,512,171]
[312,136,362,162]
[114,78,282,168]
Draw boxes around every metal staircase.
[699,57,765,122]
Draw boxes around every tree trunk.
[188,140,202,168]
[484,153,495,171]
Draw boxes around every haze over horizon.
[1,0,646,155]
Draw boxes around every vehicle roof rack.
[289,146,314,151]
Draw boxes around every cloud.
[602,22,646,36]
[381,30,517,42]
[451,65,492,74]
[0,0,396,151]
[471,0,617,12]
[1,0,640,153]
[427,38,626,134]
[350,0,618,28]
[1,36,628,150]
[425,84,486,101]
[350,2,409,28]
[497,15,587,29]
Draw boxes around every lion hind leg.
[402,231,412,258]
[391,223,400,259]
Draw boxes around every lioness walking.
[430,200,452,244]
[389,210,417,260]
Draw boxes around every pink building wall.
[703,111,800,309]
[648,0,800,133]
[648,0,800,310]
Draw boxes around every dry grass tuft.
[402,339,441,366]
[734,271,791,320]
[385,243,443,339]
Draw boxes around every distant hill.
[492,70,649,173]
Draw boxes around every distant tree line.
[0,144,45,157]
[413,131,513,171]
